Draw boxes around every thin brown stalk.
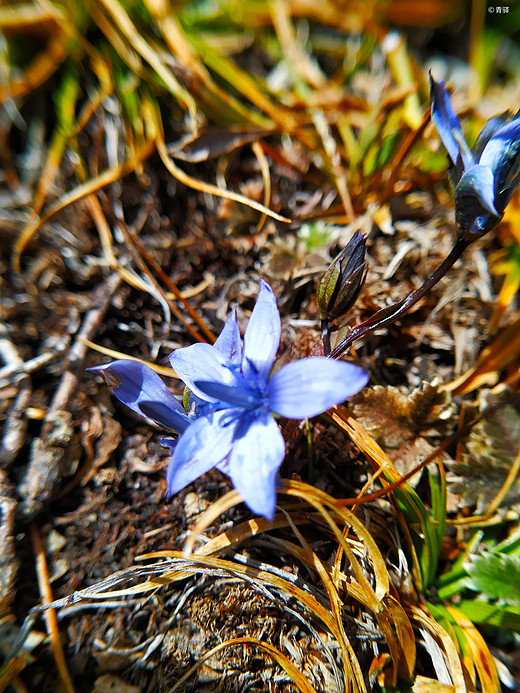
[31,524,75,693]
[122,226,216,343]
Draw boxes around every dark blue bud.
[430,73,520,239]
[317,231,368,321]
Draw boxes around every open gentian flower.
[91,280,368,519]
[430,74,520,238]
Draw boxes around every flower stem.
[305,418,314,483]
[321,319,331,356]
[329,236,471,359]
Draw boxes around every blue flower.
[91,280,368,519]
[430,74,520,238]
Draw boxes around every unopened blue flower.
[430,74,520,237]
[88,359,192,433]
[91,280,368,519]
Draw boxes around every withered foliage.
[350,380,455,480]
[448,393,520,517]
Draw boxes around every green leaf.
[429,468,446,566]
[456,600,520,630]
[465,552,520,604]
[436,529,484,599]
[391,477,443,589]
[53,62,80,135]
[297,221,336,251]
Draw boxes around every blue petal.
[214,307,242,366]
[89,360,190,432]
[472,114,511,161]
[139,401,191,433]
[480,119,520,170]
[169,342,239,401]
[267,357,369,419]
[166,410,235,494]
[242,279,281,384]
[227,411,284,520]
[161,437,177,454]
[430,74,473,171]
[480,119,520,214]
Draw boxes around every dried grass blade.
[281,509,367,693]
[331,409,447,587]
[382,32,422,129]
[408,605,466,692]
[382,109,430,199]
[156,136,291,223]
[279,480,390,600]
[412,677,457,692]
[12,139,156,272]
[96,0,197,128]
[79,338,177,377]
[85,195,118,268]
[169,636,319,693]
[32,60,81,215]
[121,226,215,342]
[136,551,343,638]
[183,489,244,555]
[0,4,55,28]
[186,478,390,606]
[384,595,416,679]
[0,656,26,692]
[32,130,69,218]
[193,513,311,557]
[446,316,520,395]
[279,485,398,688]
[270,1,354,219]
[144,5,268,126]
[30,524,75,693]
[252,140,271,232]
[74,83,113,135]
[270,0,326,89]
[188,34,299,132]
[444,606,500,693]
[0,31,68,104]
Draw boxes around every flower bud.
[430,73,520,238]
[317,231,368,321]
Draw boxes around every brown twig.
[18,273,122,520]
[0,334,70,388]
[0,323,33,469]
[118,223,212,343]
[30,524,75,693]
[380,108,432,202]
[0,469,19,619]
[0,655,26,692]
[122,225,216,342]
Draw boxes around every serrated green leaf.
[465,552,520,604]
